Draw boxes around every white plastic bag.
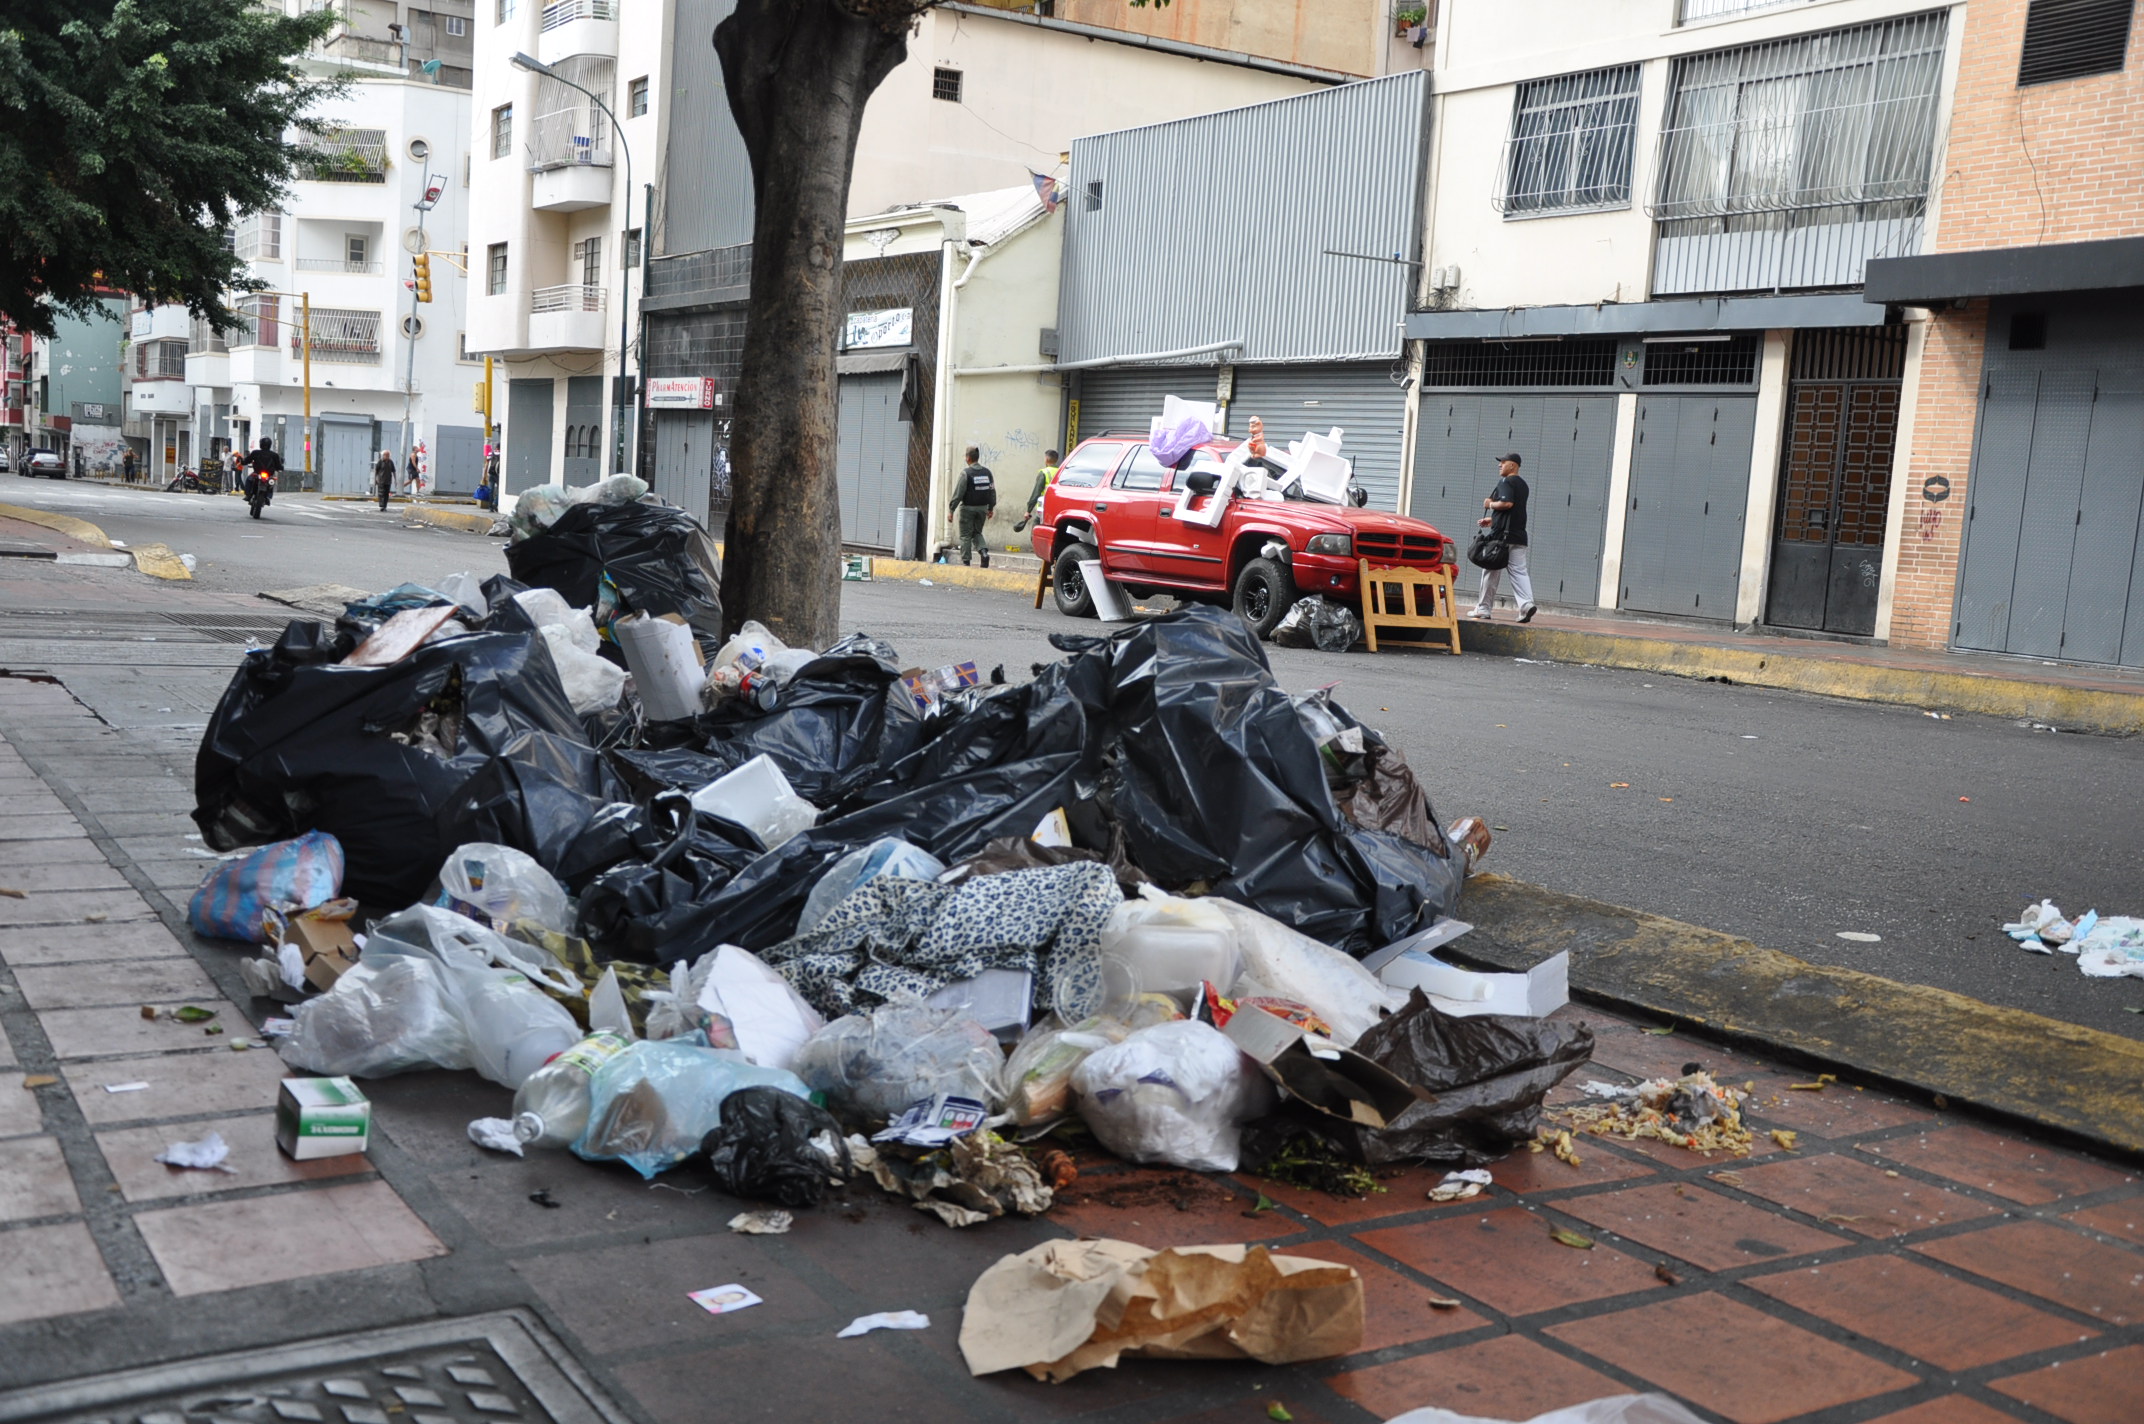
[570,473,649,505]
[1071,1019,1273,1172]
[690,754,818,849]
[711,619,789,673]
[797,838,949,935]
[572,1037,812,1178]
[438,842,573,934]
[1001,1014,1132,1126]
[512,588,628,715]
[508,483,572,539]
[354,905,583,1088]
[615,614,705,722]
[1098,887,1243,1000]
[1385,1395,1709,1424]
[436,571,487,617]
[792,1000,1005,1121]
[697,944,825,1071]
[276,955,477,1079]
[1211,898,1403,1047]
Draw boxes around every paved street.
[0,479,2136,1041]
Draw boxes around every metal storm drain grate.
[159,614,306,645]
[0,1314,626,1424]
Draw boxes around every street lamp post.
[401,175,446,498]
[510,51,637,476]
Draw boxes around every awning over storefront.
[1863,236,2144,306]
[1404,292,1885,341]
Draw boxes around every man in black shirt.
[1467,451,1537,623]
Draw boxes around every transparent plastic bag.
[792,999,1005,1122]
[276,955,478,1080]
[438,842,572,934]
[437,571,488,617]
[797,838,949,935]
[1001,1014,1132,1126]
[1213,898,1402,1048]
[1098,888,1243,1001]
[1071,1018,1273,1172]
[571,1037,812,1178]
[509,483,572,539]
[1385,1395,1708,1424]
[571,473,649,506]
[358,905,584,1087]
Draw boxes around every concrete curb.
[0,501,113,551]
[405,506,498,535]
[863,556,1037,594]
[1456,872,2144,1157]
[127,542,193,581]
[1460,621,2144,736]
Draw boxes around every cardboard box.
[1377,948,1569,1019]
[275,1076,372,1160]
[1222,1006,1426,1130]
[286,916,360,993]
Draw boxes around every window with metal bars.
[1678,0,1813,23]
[1496,64,1642,216]
[1421,338,1619,388]
[2018,0,2134,85]
[932,67,962,103]
[1651,13,1948,233]
[1641,334,1760,385]
[1789,325,1906,381]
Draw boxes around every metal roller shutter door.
[1073,368,1197,446]
[1411,393,1615,607]
[652,410,715,520]
[1232,364,1408,513]
[836,372,911,551]
[1621,395,1756,620]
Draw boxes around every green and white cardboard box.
[276,1076,372,1160]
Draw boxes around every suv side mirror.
[1185,470,1219,496]
[1348,483,1369,507]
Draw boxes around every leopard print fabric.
[760,861,1120,1021]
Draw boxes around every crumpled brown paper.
[849,1132,1053,1228]
[958,1239,1363,1381]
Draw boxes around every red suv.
[1031,434,1456,636]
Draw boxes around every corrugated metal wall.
[1072,369,1204,445]
[1232,365,1408,513]
[1058,71,1427,366]
[661,0,754,255]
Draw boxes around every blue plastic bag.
[188,831,345,942]
[572,1038,813,1178]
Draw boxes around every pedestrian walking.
[373,450,396,511]
[1016,449,1060,532]
[121,448,136,484]
[1468,451,1537,623]
[947,445,997,567]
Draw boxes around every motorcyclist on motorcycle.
[243,437,283,518]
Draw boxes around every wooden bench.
[1359,559,1462,655]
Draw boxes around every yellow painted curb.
[406,506,498,535]
[128,542,193,581]
[0,501,113,550]
[1461,622,2144,736]
[865,556,1036,594]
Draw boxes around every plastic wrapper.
[797,838,948,935]
[437,842,571,933]
[699,1084,852,1207]
[791,1000,1005,1123]
[193,621,588,908]
[1208,897,1401,1048]
[1240,989,1594,1169]
[1271,595,1362,653]
[1071,1019,1275,1172]
[1001,1014,1133,1126]
[1386,1397,1708,1424]
[571,1037,811,1178]
[505,497,724,642]
[1148,394,1216,468]
[188,830,345,942]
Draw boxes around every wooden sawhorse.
[1359,559,1462,654]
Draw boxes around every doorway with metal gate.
[1764,328,1905,637]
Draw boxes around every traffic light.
[413,252,433,304]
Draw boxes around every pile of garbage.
[2002,899,2144,979]
[186,491,1592,1278]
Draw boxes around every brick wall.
[1934,0,2144,251]
[1888,302,1988,650]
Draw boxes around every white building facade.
[1402,0,1965,639]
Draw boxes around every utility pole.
[301,292,312,482]
[402,175,445,497]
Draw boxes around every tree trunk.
[713,0,916,645]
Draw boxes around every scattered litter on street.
[837,1310,929,1337]
[1835,931,1881,943]
[1551,1071,1752,1157]
[2000,899,2142,976]
[21,1075,57,1089]
[1550,1226,1594,1250]
[102,1081,149,1094]
[1428,1168,1492,1201]
[687,1284,763,1315]
[727,1210,793,1234]
[155,1132,236,1173]
[1383,1395,1709,1424]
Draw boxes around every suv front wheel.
[1052,541,1101,618]
[1233,555,1295,639]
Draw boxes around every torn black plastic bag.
[193,624,587,907]
[504,498,724,642]
[700,1086,851,1208]
[1241,990,1593,1169]
[433,730,630,878]
[1075,608,1461,955]
[574,798,765,963]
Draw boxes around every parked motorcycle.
[165,467,211,494]
[247,468,275,519]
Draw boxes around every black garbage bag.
[505,498,724,641]
[435,730,630,874]
[194,623,587,907]
[1241,990,1594,1169]
[700,1086,852,1208]
[1272,595,1363,653]
[574,798,764,963]
[1073,608,1461,955]
[682,636,927,806]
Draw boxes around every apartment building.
[29,299,128,477]
[1403,0,1965,639]
[1864,0,2143,668]
[468,0,1326,544]
[1046,0,1434,79]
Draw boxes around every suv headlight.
[1305,533,1352,556]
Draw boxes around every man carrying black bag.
[1467,452,1536,623]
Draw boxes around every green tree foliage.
[0,0,338,337]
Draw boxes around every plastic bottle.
[510,1030,632,1148]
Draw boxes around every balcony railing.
[541,0,617,32]
[527,106,613,172]
[531,283,606,313]
[291,307,383,363]
[293,129,389,184]
[296,257,386,274]
[317,32,406,67]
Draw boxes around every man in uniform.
[1016,448,1060,532]
[947,445,998,567]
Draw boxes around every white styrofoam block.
[1378,949,1569,1018]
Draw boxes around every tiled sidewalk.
[0,668,2139,1424]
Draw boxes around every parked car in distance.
[1031,433,1455,637]
[24,448,65,478]
[0,449,10,472]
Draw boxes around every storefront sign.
[644,377,715,410]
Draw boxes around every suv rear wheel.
[1233,555,1295,639]
[1052,541,1100,618]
